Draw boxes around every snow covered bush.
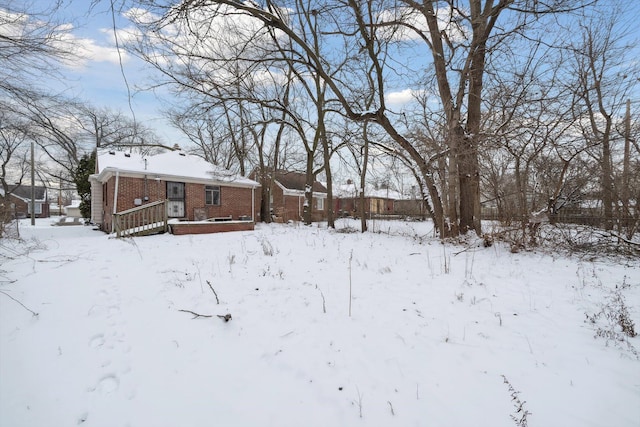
[585,278,638,357]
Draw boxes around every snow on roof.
[94,150,259,188]
[333,182,404,200]
[367,188,405,200]
[0,185,48,202]
[274,170,327,193]
[333,182,359,198]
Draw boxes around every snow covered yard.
[1,219,639,427]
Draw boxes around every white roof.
[333,182,404,200]
[92,150,259,188]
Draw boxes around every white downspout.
[251,187,255,222]
[112,171,119,233]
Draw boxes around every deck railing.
[113,200,168,238]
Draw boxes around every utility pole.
[59,175,62,217]
[30,140,35,226]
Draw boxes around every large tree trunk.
[463,0,488,235]
[303,151,314,225]
[457,136,480,234]
[359,124,370,232]
[323,135,335,228]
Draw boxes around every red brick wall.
[11,197,28,218]
[270,184,327,222]
[170,221,254,235]
[9,195,50,218]
[184,183,256,220]
[283,194,302,222]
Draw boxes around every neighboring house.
[394,198,427,218]
[89,150,260,233]
[0,185,50,219]
[334,180,401,217]
[252,170,328,222]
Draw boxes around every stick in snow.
[0,290,38,317]
[206,280,220,304]
[178,309,213,319]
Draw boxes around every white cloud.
[0,6,127,71]
[378,6,469,43]
[117,4,289,87]
[123,7,162,26]
[386,88,423,106]
[59,33,129,69]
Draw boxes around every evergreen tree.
[72,151,96,219]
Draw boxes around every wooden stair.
[113,200,168,238]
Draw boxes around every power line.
[110,0,137,137]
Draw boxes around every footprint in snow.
[77,412,88,424]
[89,334,105,348]
[90,374,119,394]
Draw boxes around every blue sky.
[41,0,640,149]
[46,0,428,147]
[42,0,184,144]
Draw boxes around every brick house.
[89,150,260,234]
[333,180,400,218]
[0,185,50,219]
[252,170,328,222]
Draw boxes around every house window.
[205,186,221,205]
[316,197,324,211]
[27,203,42,215]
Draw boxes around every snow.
[1,218,639,427]
[95,150,259,187]
[333,182,405,200]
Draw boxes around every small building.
[334,181,401,218]
[0,185,50,219]
[393,198,427,218]
[268,170,328,222]
[64,200,82,218]
[89,150,260,234]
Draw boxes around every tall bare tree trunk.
[303,153,314,225]
[621,99,631,237]
[359,123,370,233]
[322,131,334,228]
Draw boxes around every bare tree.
[126,0,604,237]
[568,6,639,230]
[0,110,30,229]
[0,111,30,195]
[481,38,578,225]
[0,1,75,96]
[168,107,239,169]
